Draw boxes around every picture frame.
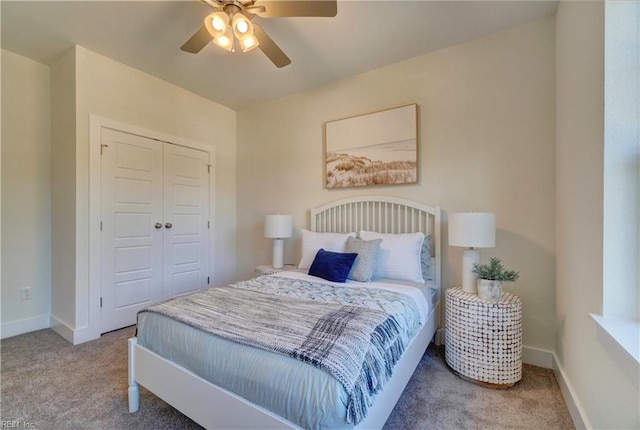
[324,104,418,189]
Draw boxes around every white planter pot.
[477,279,503,302]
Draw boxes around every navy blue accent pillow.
[308,249,358,283]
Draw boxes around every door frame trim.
[88,114,216,340]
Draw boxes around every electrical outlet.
[21,286,32,300]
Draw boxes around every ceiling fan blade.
[254,0,337,18]
[254,23,291,68]
[181,25,212,53]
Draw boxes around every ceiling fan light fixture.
[232,13,254,41]
[182,0,337,67]
[213,29,234,52]
[205,12,229,38]
[239,35,259,52]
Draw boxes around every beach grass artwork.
[324,104,418,189]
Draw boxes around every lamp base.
[272,239,284,269]
[462,249,480,293]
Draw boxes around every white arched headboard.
[310,195,441,294]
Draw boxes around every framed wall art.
[324,103,418,189]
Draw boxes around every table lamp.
[264,214,293,269]
[449,212,496,293]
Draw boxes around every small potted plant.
[472,257,520,301]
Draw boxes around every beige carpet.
[0,326,574,429]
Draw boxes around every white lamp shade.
[264,214,293,239]
[449,212,496,248]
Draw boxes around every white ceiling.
[1,0,558,110]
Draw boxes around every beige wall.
[1,50,52,334]
[72,46,236,337]
[48,45,237,341]
[237,17,557,353]
[3,6,638,427]
[555,2,639,429]
[50,47,77,331]
[2,44,238,340]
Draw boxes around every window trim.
[590,313,640,365]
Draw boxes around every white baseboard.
[50,315,74,343]
[72,325,101,345]
[0,314,50,339]
[523,345,554,368]
[49,315,100,345]
[552,353,591,430]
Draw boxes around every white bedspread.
[136,271,435,429]
[278,270,432,325]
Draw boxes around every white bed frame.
[128,195,441,429]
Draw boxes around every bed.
[128,196,441,429]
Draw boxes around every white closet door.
[100,129,211,333]
[162,143,210,298]
[100,128,164,333]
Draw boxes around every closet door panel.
[100,129,164,333]
[163,143,210,298]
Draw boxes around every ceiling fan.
[181,0,338,68]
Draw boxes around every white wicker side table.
[445,287,522,388]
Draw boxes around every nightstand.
[445,287,522,388]
[255,264,296,276]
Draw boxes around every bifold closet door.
[100,128,209,333]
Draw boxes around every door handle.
[155,223,163,229]
[165,222,173,229]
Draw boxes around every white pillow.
[298,229,356,270]
[358,230,425,283]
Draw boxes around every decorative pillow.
[344,237,383,282]
[358,230,425,283]
[424,257,436,282]
[308,249,358,283]
[297,229,356,270]
[421,234,434,281]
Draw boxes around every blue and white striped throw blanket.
[139,275,420,425]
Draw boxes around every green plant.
[472,257,520,282]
